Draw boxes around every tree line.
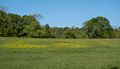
[0,9,120,38]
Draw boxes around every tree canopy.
[83,16,114,38]
[0,9,120,38]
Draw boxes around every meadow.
[0,37,120,69]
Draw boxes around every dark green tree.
[0,8,117,39]
[114,27,120,38]
[8,13,23,37]
[43,24,55,38]
[0,10,9,36]
[22,15,41,37]
[83,16,114,38]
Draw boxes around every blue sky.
[0,0,120,27]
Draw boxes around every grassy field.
[0,37,120,69]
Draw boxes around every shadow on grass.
[110,66,118,69]
[102,64,119,69]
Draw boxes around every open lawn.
[0,37,120,69]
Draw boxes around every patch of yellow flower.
[1,40,90,49]
[2,40,48,49]
[54,43,89,48]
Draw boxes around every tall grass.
[0,37,120,69]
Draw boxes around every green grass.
[0,37,120,69]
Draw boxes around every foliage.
[114,28,120,38]
[0,9,120,38]
[83,16,114,38]
[8,13,23,37]
[0,10,9,36]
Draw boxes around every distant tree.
[43,24,55,38]
[0,8,118,39]
[119,27,120,30]
[114,27,120,38]
[0,10,9,36]
[83,16,114,38]
[22,15,41,37]
[50,27,65,38]
[32,13,43,20]
[8,13,23,37]
[65,30,76,38]
[45,24,50,30]
[22,15,37,25]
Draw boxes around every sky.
[0,0,120,28]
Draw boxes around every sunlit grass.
[0,37,120,49]
[0,37,120,69]
[0,38,91,49]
